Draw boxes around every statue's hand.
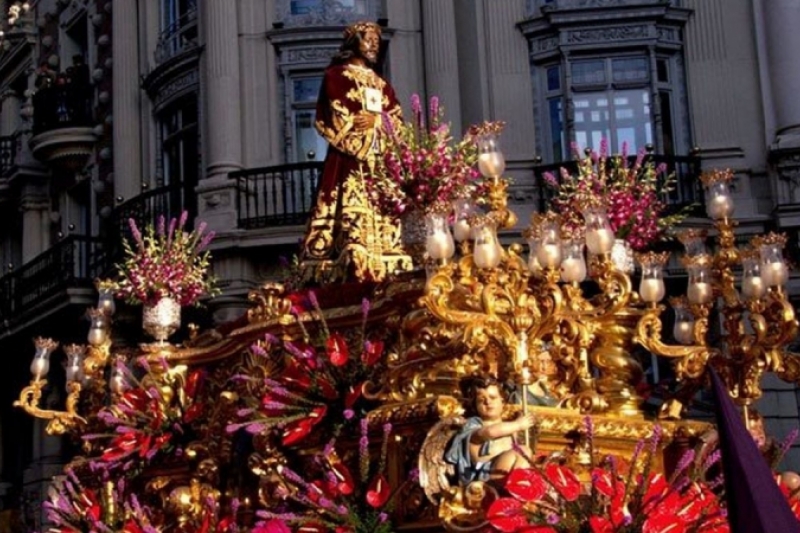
[354,112,377,131]
[514,412,537,431]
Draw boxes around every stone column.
[196,1,242,232]
[763,0,800,148]
[202,2,242,181]
[757,0,800,208]
[19,188,48,263]
[0,92,21,136]
[421,0,462,136]
[111,0,142,203]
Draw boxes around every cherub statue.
[444,375,537,485]
[418,382,537,532]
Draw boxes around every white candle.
[109,372,128,394]
[30,357,49,379]
[639,278,665,303]
[561,257,587,283]
[478,151,506,177]
[66,359,82,383]
[537,243,562,269]
[707,195,734,220]
[673,321,695,345]
[761,262,788,287]
[741,275,766,299]
[474,241,501,268]
[586,228,615,255]
[426,231,455,260]
[453,219,471,242]
[87,326,107,346]
[687,281,712,304]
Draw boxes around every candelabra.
[13,280,121,435]
[402,137,797,426]
[636,170,798,421]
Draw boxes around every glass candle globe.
[526,235,541,273]
[759,243,788,288]
[475,132,506,178]
[452,198,473,243]
[109,363,129,395]
[583,206,615,255]
[560,240,587,283]
[30,337,57,380]
[87,308,109,346]
[425,211,455,260]
[740,253,766,300]
[704,180,734,220]
[472,221,502,269]
[686,259,713,305]
[97,286,116,316]
[64,344,87,384]
[536,218,562,269]
[637,252,668,303]
[672,304,695,345]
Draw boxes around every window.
[544,65,565,161]
[160,96,198,186]
[571,57,652,153]
[157,0,198,63]
[158,95,199,217]
[289,76,327,162]
[536,52,688,161]
[290,0,365,15]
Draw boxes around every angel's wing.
[418,416,465,504]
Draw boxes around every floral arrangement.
[544,141,691,251]
[44,467,240,533]
[486,421,730,533]
[366,94,484,216]
[226,293,386,447]
[253,419,403,533]
[114,211,217,306]
[83,357,206,473]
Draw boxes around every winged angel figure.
[418,378,536,532]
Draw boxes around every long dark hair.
[330,21,381,68]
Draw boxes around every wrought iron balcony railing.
[531,152,704,215]
[155,7,199,64]
[230,162,322,230]
[0,236,108,324]
[108,183,192,254]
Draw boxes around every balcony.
[155,8,199,65]
[0,235,109,334]
[29,81,96,171]
[230,162,322,229]
[107,182,194,255]
[531,152,704,215]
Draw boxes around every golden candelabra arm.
[14,379,87,435]
[634,307,717,380]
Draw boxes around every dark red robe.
[298,63,410,284]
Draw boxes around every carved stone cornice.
[274,0,384,29]
[520,0,692,61]
[141,47,201,113]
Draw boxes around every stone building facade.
[0,0,799,527]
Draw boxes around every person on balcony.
[67,54,91,124]
[298,20,412,285]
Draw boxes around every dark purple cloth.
[710,369,800,532]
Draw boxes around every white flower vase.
[142,297,181,343]
[611,239,635,274]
